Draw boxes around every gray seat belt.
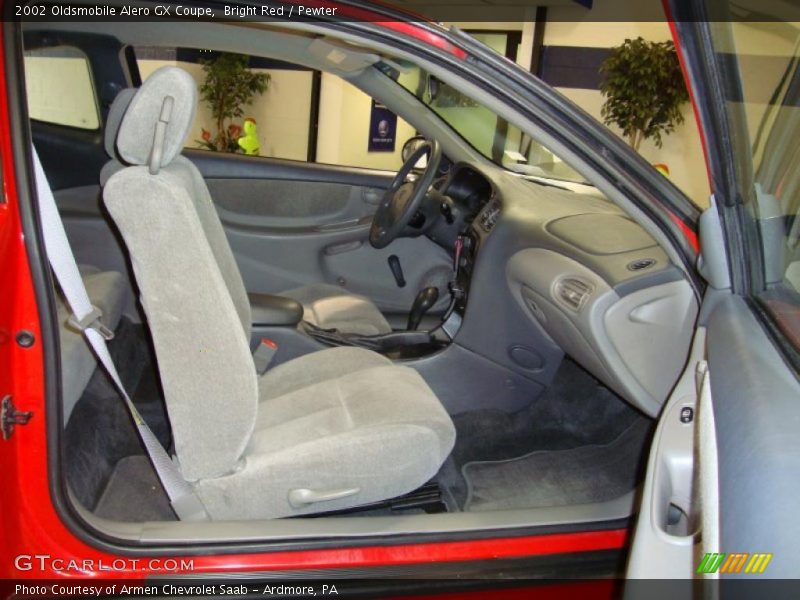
[32,146,209,522]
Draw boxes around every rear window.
[24,46,100,130]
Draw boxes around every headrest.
[104,88,136,159]
[116,66,197,173]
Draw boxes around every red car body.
[0,3,700,589]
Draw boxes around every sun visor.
[306,38,381,73]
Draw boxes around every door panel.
[704,296,800,578]
[51,149,452,317]
[226,223,450,312]
[186,148,395,186]
[628,295,800,580]
[626,327,704,579]
[190,150,453,313]
[208,178,373,227]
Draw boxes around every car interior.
[23,20,700,543]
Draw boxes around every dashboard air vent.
[554,277,593,312]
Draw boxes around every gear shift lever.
[407,287,439,331]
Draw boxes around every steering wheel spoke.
[369,139,442,249]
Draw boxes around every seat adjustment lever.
[288,487,361,507]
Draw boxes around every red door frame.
[0,17,627,582]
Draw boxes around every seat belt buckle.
[67,306,115,340]
[253,338,278,375]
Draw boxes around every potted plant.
[195,52,270,153]
[599,37,689,152]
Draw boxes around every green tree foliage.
[196,53,269,152]
[599,37,689,151]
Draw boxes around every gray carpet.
[437,357,652,511]
[65,318,174,517]
[94,455,175,521]
[462,418,651,512]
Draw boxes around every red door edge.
[278,1,469,59]
[6,528,628,579]
[0,19,623,580]
[669,211,700,254]
[0,16,52,579]
[165,529,630,577]
[663,1,713,194]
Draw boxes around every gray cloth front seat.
[102,66,455,520]
[100,89,391,336]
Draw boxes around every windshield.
[377,62,588,184]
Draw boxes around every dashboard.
[425,162,698,417]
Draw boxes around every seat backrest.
[99,84,254,333]
[103,67,257,481]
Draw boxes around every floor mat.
[440,358,650,511]
[463,418,651,512]
[65,318,172,513]
[94,455,175,521]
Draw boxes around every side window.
[716,22,800,355]
[24,46,99,130]
[316,73,415,171]
[133,48,413,171]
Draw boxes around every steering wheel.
[369,138,442,249]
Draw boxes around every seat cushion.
[58,267,127,420]
[258,346,391,401]
[281,283,392,336]
[194,347,456,520]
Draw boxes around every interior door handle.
[324,240,363,256]
[651,395,696,538]
[317,218,361,231]
[316,217,371,232]
[362,187,383,205]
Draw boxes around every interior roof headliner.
[22,20,370,75]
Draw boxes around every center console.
[302,323,446,359]
[297,230,478,358]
